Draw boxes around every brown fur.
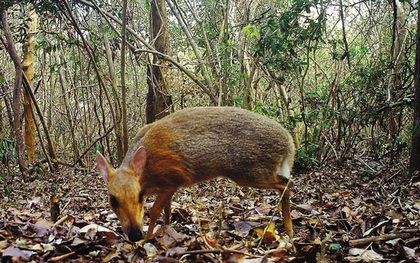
[97,107,295,241]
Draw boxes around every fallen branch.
[50,251,76,262]
[172,249,252,257]
[349,230,418,247]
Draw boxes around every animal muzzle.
[126,225,144,242]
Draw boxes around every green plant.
[295,141,321,171]
[0,138,16,165]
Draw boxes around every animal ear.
[96,152,112,184]
[131,146,147,177]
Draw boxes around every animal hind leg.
[275,156,293,237]
[280,182,293,238]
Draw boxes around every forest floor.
[0,159,419,262]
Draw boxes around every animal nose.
[127,227,143,242]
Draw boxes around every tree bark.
[22,74,57,171]
[104,36,123,163]
[339,0,351,68]
[409,3,420,175]
[120,0,129,154]
[388,0,408,158]
[1,10,26,171]
[146,0,172,123]
[22,7,38,162]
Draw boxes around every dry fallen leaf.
[29,219,52,238]
[254,222,280,244]
[0,160,417,262]
[2,246,36,261]
[156,225,188,248]
[233,221,253,237]
[0,240,10,250]
[347,248,384,261]
[79,223,119,239]
[143,242,158,258]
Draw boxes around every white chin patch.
[277,156,291,179]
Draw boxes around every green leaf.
[243,24,260,39]
[144,0,151,11]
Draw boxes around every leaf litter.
[0,160,419,262]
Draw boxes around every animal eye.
[109,195,119,208]
[138,192,144,203]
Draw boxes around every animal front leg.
[164,199,172,225]
[145,191,175,240]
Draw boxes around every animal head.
[96,147,147,241]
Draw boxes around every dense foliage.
[0,0,417,170]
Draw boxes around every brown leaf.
[79,223,119,240]
[156,225,188,248]
[29,219,52,237]
[233,221,253,237]
[155,256,182,263]
[255,203,273,215]
[2,246,36,261]
[204,232,218,249]
[254,222,279,244]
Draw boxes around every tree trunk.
[388,0,408,158]
[146,0,172,124]
[409,4,420,175]
[22,8,38,162]
[234,0,260,108]
[1,11,26,171]
[104,35,124,163]
[120,0,129,155]
[1,69,15,137]
[166,0,217,105]
[58,64,82,166]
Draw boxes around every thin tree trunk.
[167,0,217,105]
[1,11,26,172]
[121,0,129,154]
[409,4,420,175]
[234,0,260,109]
[339,0,351,68]
[22,74,57,171]
[218,0,230,106]
[146,0,172,123]
[389,0,408,158]
[78,0,217,104]
[104,36,123,163]
[22,7,38,162]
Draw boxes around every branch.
[75,0,217,104]
[72,125,114,167]
[166,0,216,93]
[349,230,418,247]
[339,0,351,68]
[376,94,414,113]
[1,10,27,172]
[22,73,57,171]
[135,49,216,102]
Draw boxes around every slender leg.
[281,185,293,238]
[164,199,172,225]
[145,191,175,240]
[275,178,293,238]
